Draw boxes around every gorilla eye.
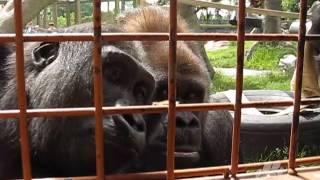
[182,91,202,103]
[156,88,168,101]
[155,83,168,101]
[188,93,196,100]
[104,65,122,82]
[161,89,168,98]
[134,83,148,104]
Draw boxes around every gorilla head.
[0,23,155,178]
[141,41,211,170]
[120,7,223,171]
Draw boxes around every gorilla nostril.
[176,116,200,128]
[189,118,200,128]
[123,114,145,132]
[176,117,187,128]
[84,127,95,137]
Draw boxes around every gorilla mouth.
[174,151,199,159]
[174,149,200,161]
[157,147,200,161]
[106,141,139,157]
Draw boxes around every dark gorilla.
[309,2,320,55]
[120,7,234,171]
[0,23,155,178]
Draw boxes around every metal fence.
[1,0,320,179]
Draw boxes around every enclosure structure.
[1,0,320,179]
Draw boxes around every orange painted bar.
[167,0,178,179]
[2,96,320,119]
[13,0,32,179]
[92,0,105,179]
[230,0,246,177]
[30,156,320,179]
[2,33,320,43]
[288,0,308,173]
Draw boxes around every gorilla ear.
[32,42,59,68]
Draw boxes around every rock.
[205,41,230,51]
[279,54,296,73]
[215,68,271,77]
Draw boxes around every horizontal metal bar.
[2,33,320,43]
[0,33,169,42]
[30,155,320,180]
[1,97,320,118]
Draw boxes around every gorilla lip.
[174,151,200,159]
[159,148,200,159]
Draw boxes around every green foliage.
[282,0,299,12]
[207,41,255,68]
[282,0,318,12]
[81,3,93,17]
[211,72,291,93]
[244,73,292,90]
[207,46,237,68]
[208,41,296,93]
[57,16,67,27]
[211,73,235,92]
[245,145,320,163]
[208,41,297,70]
[245,42,297,70]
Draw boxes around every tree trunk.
[121,0,125,11]
[263,0,281,33]
[52,3,58,27]
[75,0,81,24]
[0,0,57,33]
[178,3,215,79]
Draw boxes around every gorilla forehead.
[144,42,209,86]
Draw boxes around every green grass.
[207,41,255,68]
[245,145,320,163]
[211,72,292,93]
[207,41,297,70]
[207,41,296,93]
[246,42,297,70]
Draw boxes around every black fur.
[119,7,234,172]
[0,23,155,178]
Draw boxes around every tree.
[282,0,319,12]
[263,0,282,33]
[0,0,57,33]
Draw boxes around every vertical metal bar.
[92,0,105,179]
[288,0,308,173]
[230,0,246,177]
[167,0,178,179]
[13,0,32,179]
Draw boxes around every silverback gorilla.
[0,23,155,178]
[120,7,234,171]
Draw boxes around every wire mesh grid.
[0,0,320,179]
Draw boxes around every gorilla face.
[144,77,209,169]
[0,24,155,177]
[119,6,212,171]
[139,42,210,171]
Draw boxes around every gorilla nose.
[114,114,145,133]
[113,114,146,152]
[175,112,200,128]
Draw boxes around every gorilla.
[309,1,320,55]
[0,23,155,178]
[120,7,234,172]
[291,3,320,98]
